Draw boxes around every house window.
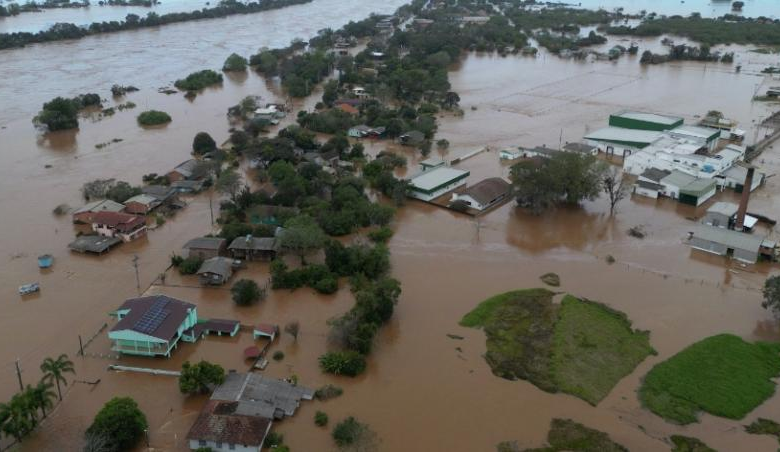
[198,440,207,446]
[216,442,223,448]
[229,445,236,450]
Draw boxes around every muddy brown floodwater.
[1,3,780,451]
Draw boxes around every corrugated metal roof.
[613,110,683,125]
[409,166,470,191]
[706,202,738,217]
[691,225,764,251]
[661,170,696,188]
[584,127,662,145]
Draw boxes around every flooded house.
[229,235,278,262]
[90,211,147,242]
[187,372,313,451]
[562,142,599,156]
[167,159,200,182]
[703,202,758,231]
[450,177,512,211]
[399,130,425,146]
[518,145,559,159]
[183,237,227,260]
[108,295,198,357]
[687,225,775,264]
[72,199,125,224]
[197,257,234,285]
[123,194,161,215]
[499,147,523,160]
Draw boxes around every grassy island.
[461,289,654,405]
[640,334,780,424]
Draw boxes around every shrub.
[315,410,329,426]
[272,351,284,361]
[319,351,366,377]
[332,416,364,446]
[178,256,203,275]
[174,69,223,91]
[313,276,339,294]
[222,53,248,71]
[367,226,393,243]
[34,96,79,131]
[137,110,172,126]
[314,384,343,401]
[263,431,283,448]
[231,279,265,306]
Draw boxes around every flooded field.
[1,1,780,450]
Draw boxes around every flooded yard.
[0,4,779,450]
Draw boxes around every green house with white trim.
[608,111,684,131]
[109,295,198,357]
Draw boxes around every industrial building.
[407,164,470,202]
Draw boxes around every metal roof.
[681,178,717,197]
[184,237,226,250]
[640,167,671,182]
[409,166,470,192]
[661,170,696,188]
[691,225,765,252]
[74,199,125,214]
[612,110,683,125]
[584,127,662,145]
[669,125,721,141]
[706,202,738,217]
[124,194,159,206]
[112,295,195,341]
[197,257,233,278]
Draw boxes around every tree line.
[0,0,315,50]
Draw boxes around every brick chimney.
[734,166,754,231]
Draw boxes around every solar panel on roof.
[133,297,172,335]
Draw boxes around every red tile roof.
[91,211,146,232]
[254,323,278,337]
[186,400,272,447]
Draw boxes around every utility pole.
[209,193,214,226]
[15,359,23,391]
[132,255,141,295]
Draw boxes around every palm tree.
[40,354,75,401]
[1,393,36,442]
[28,382,56,419]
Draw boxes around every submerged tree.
[85,397,147,452]
[762,275,780,319]
[602,166,630,215]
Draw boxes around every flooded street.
[1,1,780,450]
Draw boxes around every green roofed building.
[679,178,717,206]
[609,110,684,131]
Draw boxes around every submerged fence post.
[79,335,84,356]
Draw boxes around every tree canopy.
[85,397,148,452]
[510,152,606,213]
[179,361,225,395]
[193,132,217,155]
[762,276,780,319]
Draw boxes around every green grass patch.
[670,435,717,452]
[745,418,780,443]
[551,296,655,405]
[461,289,654,405]
[523,418,628,452]
[640,334,780,425]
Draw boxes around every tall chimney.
[735,166,754,231]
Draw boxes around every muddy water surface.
[1,7,780,452]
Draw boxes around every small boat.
[38,254,53,268]
[19,282,40,295]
